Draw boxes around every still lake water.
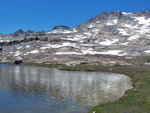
[0,64,132,113]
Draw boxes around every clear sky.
[0,0,150,34]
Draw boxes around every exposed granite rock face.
[0,10,150,65]
[11,29,25,37]
[52,25,70,30]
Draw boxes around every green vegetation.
[146,57,150,63]
[84,65,150,113]
[23,62,67,69]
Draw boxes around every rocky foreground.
[1,10,150,65]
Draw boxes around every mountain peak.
[16,29,24,33]
[11,29,25,37]
[52,25,70,30]
[26,29,36,35]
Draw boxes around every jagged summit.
[26,29,35,33]
[47,25,73,34]
[52,25,70,30]
[11,29,25,37]
[9,29,37,37]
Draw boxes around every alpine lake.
[0,64,132,113]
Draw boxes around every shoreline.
[1,62,150,113]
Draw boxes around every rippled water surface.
[0,64,132,113]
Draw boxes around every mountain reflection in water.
[0,65,132,113]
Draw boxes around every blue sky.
[0,0,150,34]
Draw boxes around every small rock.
[14,60,23,65]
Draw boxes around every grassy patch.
[86,65,150,113]
[146,57,150,63]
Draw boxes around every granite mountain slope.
[0,11,150,65]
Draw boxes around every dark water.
[0,64,132,113]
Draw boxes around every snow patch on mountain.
[55,52,82,55]
[134,17,150,25]
[133,17,150,34]
[84,32,93,36]
[81,48,101,55]
[99,39,119,46]
[128,35,139,41]
[40,43,76,50]
[88,24,94,28]
[14,51,21,56]
[47,28,77,34]
[67,34,87,42]
[122,12,133,15]
[29,50,39,54]
[106,19,118,26]
[26,45,30,48]
[123,24,138,29]
[145,50,150,53]
[0,39,10,42]
[55,49,127,56]
[118,29,130,35]
[121,42,129,45]
[98,50,127,56]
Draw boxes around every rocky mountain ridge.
[0,10,150,65]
